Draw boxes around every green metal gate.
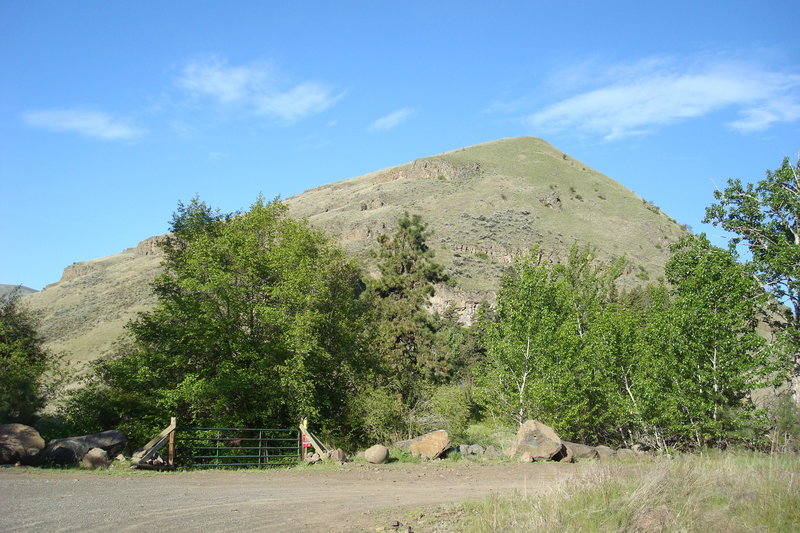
[175,427,300,468]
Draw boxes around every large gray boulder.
[365,444,389,464]
[0,423,45,464]
[508,420,563,461]
[394,430,450,459]
[40,430,127,466]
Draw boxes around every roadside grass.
[411,450,799,532]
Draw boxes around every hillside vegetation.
[21,137,686,366]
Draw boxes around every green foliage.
[417,384,474,440]
[367,212,448,405]
[475,237,780,449]
[704,156,800,401]
[0,289,63,424]
[347,385,407,443]
[645,235,779,446]
[704,156,800,329]
[62,196,371,446]
[474,245,625,439]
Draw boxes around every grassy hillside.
[21,137,687,365]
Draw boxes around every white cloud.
[369,108,414,131]
[176,57,341,123]
[522,59,800,140]
[23,109,143,140]
[256,82,341,121]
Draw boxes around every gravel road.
[1,462,604,532]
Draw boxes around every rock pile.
[41,430,127,467]
[0,424,127,469]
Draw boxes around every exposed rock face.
[40,430,127,466]
[365,444,389,464]
[508,420,563,461]
[80,448,110,469]
[563,441,599,460]
[395,430,450,460]
[0,424,45,464]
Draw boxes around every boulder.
[468,444,485,456]
[595,445,616,461]
[326,448,346,464]
[616,448,637,460]
[395,430,450,460]
[563,441,599,460]
[484,445,501,459]
[365,444,389,464]
[80,448,110,469]
[0,424,45,465]
[508,420,563,461]
[40,430,126,466]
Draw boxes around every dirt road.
[1,461,606,532]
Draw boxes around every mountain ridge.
[21,136,687,365]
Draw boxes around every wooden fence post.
[168,416,176,466]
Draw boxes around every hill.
[0,284,37,299]
[21,137,687,365]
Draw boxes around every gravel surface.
[1,462,604,532]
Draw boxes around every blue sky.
[1,1,798,290]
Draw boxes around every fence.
[174,427,300,468]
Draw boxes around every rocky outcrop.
[0,424,45,465]
[372,157,481,185]
[365,444,389,464]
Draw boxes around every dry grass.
[419,451,799,532]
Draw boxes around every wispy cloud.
[256,82,341,121]
[23,109,143,140]
[517,58,800,140]
[369,108,414,131]
[176,56,341,122]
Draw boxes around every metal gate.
[175,427,300,468]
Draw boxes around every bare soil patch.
[0,461,610,532]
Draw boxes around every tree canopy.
[1,289,61,424]
[62,197,372,444]
[704,157,800,403]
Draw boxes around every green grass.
[412,450,800,532]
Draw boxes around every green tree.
[370,213,448,390]
[645,235,779,447]
[63,196,371,445]
[474,245,625,440]
[361,212,448,438]
[704,156,800,402]
[1,289,62,424]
